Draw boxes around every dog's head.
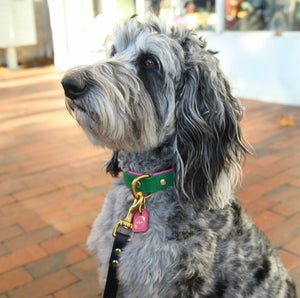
[62,16,249,210]
[62,16,184,153]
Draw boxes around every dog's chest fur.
[89,181,217,296]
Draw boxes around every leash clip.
[112,175,152,237]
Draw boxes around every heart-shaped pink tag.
[132,208,149,233]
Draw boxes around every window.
[154,0,300,31]
[226,0,300,31]
[157,0,217,30]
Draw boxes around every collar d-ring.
[131,174,151,199]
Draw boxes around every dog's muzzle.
[61,75,86,100]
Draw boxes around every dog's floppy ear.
[106,151,121,177]
[174,36,249,211]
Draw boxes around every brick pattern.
[0,67,299,296]
[240,99,300,293]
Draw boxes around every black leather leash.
[103,231,131,298]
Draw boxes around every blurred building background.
[0,0,299,105]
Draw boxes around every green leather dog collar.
[123,169,174,194]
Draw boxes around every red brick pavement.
[0,66,299,297]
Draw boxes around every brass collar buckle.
[112,175,152,237]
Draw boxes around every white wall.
[47,0,93,69]
[203,31,300,106]
[48,0,115,69]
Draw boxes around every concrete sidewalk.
[0,66,299,297]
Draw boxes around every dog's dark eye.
[144,58,155,68]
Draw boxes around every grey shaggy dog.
[61,16,296,298]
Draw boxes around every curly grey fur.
[62,15,296,297]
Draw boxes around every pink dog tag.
[132,208,149,233]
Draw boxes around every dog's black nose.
[61,76,86,100]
